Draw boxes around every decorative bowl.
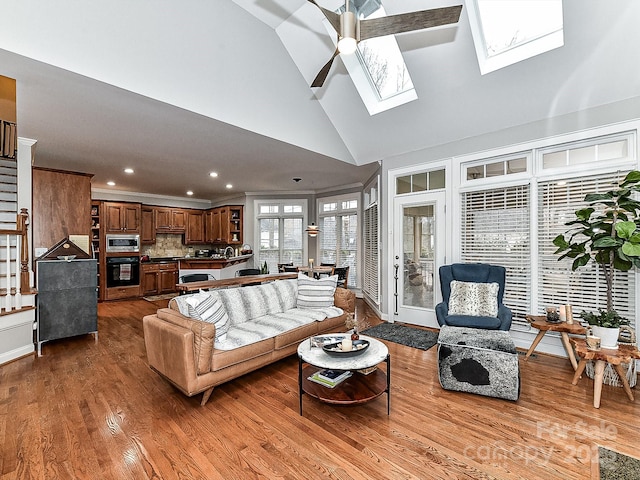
[322,339,370,357]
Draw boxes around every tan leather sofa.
[143,286,355,406]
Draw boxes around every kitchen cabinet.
[227,206,243,245]
[141,262,178,295]
[155,208,187,233]
[141,207,155,244]
[185,210,205,244]
[205,206,243,244]
[205,208,222,243]
[104,202,141,233]
[91,202,102,300]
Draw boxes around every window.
[326,1,417,115]
[537,173,635,320]
[461,185,531,323]
[255,200,307,273]
[458,130,637,328]
[363,177,380,304]
[541,136,630,170]
[396,169,445,194]
[465,155,528,181]
[467,0,564,75]
[318,194,359,288]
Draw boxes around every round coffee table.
[297,334,390,415]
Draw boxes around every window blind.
[461,185,531,324]
[537,173,634,320]
[363,203,379,303]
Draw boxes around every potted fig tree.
[553,170,640,348]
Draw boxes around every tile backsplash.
[141,234,211,258]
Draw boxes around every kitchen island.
[177,254,253,280]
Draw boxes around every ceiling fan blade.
[311,48,340,88]
[359,5,463,41]
[307,0,341,33]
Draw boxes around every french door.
[392,191,446,327]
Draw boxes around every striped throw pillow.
[296,272,337,309]
[184,292,230,340]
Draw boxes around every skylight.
[467,0,564,75]
[328,0,417,115]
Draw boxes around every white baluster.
[5,234,11,312]
[14,234,21,309]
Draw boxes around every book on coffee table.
[308,369,352,388]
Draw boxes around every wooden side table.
[525,315,587,370]
[570,338,640,408]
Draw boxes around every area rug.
[599,447,640,479]
[143,293,178,302]
[361,323,438,351]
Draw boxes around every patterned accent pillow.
[183,291,230,341]
[448,280,499,317]
[296,272,337,309]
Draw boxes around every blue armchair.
[436,263,512,331]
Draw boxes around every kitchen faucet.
[223,246,235,258]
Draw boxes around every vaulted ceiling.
[0,1,638,201]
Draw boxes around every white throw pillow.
[184,291,230,341]
[448,280,499,317]
[296,272,337,309]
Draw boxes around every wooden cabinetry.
[91,202,102,299]
[185,210,205,244]
[205,206,243,244]
[227,206,243,245]
[32,167,92,252]
[141,262,178,296]
[205,209,221,243]
[141,207,155,244]
[155,208,186,233]
[104,202,141,233]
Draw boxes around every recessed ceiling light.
[226,184,233,189]
[209,172,218,178]
[186,190,194,196]
[124,168,134,174]
[107,181,116,186]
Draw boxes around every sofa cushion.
[216,281,296,326]
[211,337,275,371]
[214,309,324,351]
[448,280,499,317]
[296,272,337,309]
[171,291,230,341]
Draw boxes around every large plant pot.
[591,325,620,350]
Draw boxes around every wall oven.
[106,256,140,287]
[105,234,140,253]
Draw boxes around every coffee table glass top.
[298,334,388,370]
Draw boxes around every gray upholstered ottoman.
[437,325,520,401]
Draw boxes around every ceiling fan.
[307,0,463,87]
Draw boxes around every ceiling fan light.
[338,36,357,55]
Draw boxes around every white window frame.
[254,199,308,272]
[466,0,564,75]
[317,192,361,289]
[456,128,639,332]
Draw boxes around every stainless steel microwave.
[105,234,140,253]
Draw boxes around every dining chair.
[332,266,349,289]
[278,262,294,273]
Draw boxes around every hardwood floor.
[1,298,639,479]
